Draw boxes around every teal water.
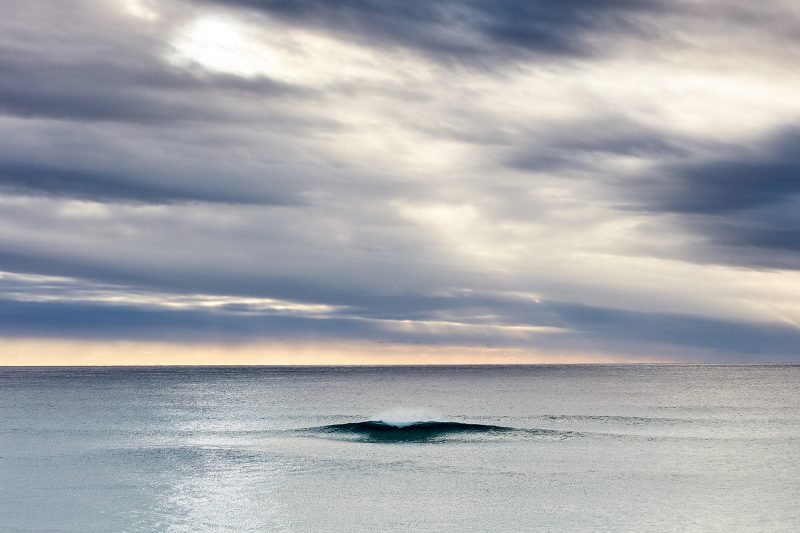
[1,365,798,531]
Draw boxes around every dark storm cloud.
[200,0,664,62]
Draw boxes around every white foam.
[373,408,443,427]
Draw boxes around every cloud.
[2,0,800,362]
[0,270,568,347]
[630,128,800,214]
[0,2,305,124]
[198,0,664,63]
[547,302,800,358]
[0,159,302,205]
[3,278,799,360]
[620,127,800,269]
[505,116,688,172]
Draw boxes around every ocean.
[1,364,798,531]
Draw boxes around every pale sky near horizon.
[2,0,800,364]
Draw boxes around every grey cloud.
[710,224,800,254]
[4,265,799,360]
[0,297,557,347]
[620,128,800,269]
[2,290,799,360]
[506,117,689,172]
[0,2,305,124]
[679,205,800,270]
[547,302,800,357]
[2,0,799,362]
[0,160,300,205]
[0,59,299,124]
[627,128,800,214]
[0,245,502,316]
[645,163,800,215]
[0,3,355,206]
[199,0,664,63]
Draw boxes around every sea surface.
[1,364,798,532]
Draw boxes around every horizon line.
[2,362,798,368]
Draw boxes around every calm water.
[1,365,798,531]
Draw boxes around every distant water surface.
[1,365,798,531]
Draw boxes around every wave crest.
[314,420,515,442]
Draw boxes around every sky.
[1,0,800,364]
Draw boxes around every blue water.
[1,365,798,531]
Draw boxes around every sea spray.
[372,407,444,427]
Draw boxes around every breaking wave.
[305,420,575,443]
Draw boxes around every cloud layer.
[2,0,800,362]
